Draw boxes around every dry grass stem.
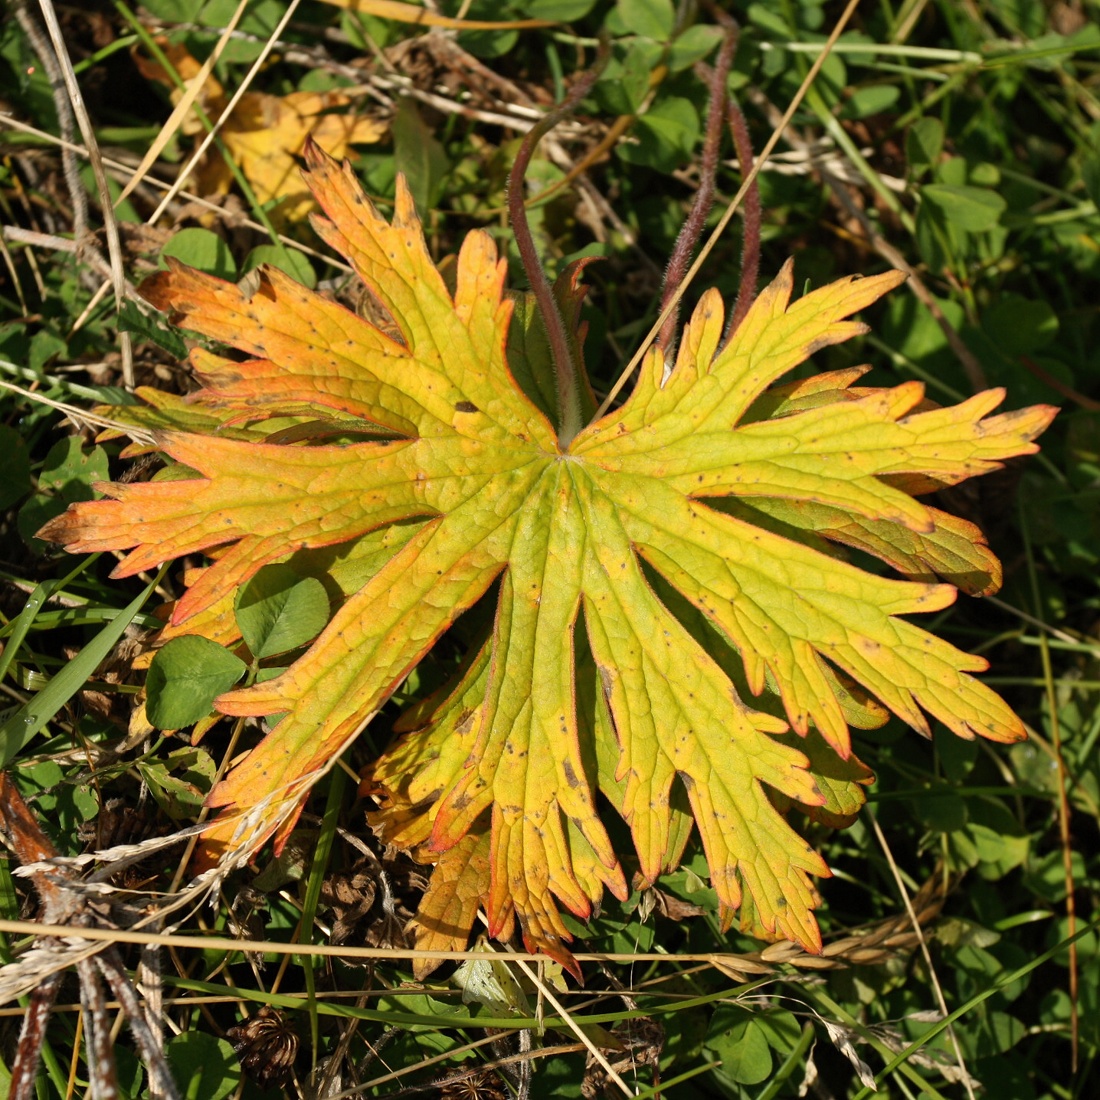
[32,0,133,386]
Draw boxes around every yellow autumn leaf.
[135,40,385,222]
[41,144,1056,973]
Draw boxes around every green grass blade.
[0,565,166,767]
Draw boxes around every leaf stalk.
[657,24,739,358]
[724,92,762,340]
[590,0,863,424]
[507,39,609,449]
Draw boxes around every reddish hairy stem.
[507,41,609,447]
[725,93,762,339]
[657,27,738,357]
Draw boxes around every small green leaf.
[936,154,968,186]
[922,183,1006,232]
[983,294,1059,356]
[594,41,655,114]
[969,823,1029,877]
[969,161,1001,186]
[0,427,31,509]
[667,24,724,71]
[907,117,944,175]
[457,27,518,61]
[242,245,317,290]
[235,564,330,659]
[617,0,675,40]
[618,96,700,172]
[162,227,237,280]
[842,84,900,120]
[392,98,450,217]
[529,0,596,18]
[706,1012,772,1085]
[166,1031,240,1100]
[914,201,948,270]
[39,436,111,497]
[18,437,110,550]
[975,1012,1026,1058]
[146,636,247,729]
[29,330,66,373]
[748,4,791,36]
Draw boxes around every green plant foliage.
[234,565,330,660]
[391,97,450,217]
[137,745,217,819]
[118,300,190,358]
[617,0,675,41]
[618,95,701,171]
[17,436,109,550]
[160,226,238,281]
[705,1011,773,1087]
[241,244,318,290]
[922,183,1008,233]
[0,426,31,510]
[146,636,247,730]
[906,117,945,177]
[164,1032,240,1100]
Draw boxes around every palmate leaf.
[40,144,1056,968]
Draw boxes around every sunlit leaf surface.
[41,143,1056,969]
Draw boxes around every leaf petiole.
[507,38,610,449]
[657,22,739,358]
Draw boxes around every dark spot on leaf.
[455,401,479,413]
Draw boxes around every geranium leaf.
[409,832,491,981]
[39,142,1056,965]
